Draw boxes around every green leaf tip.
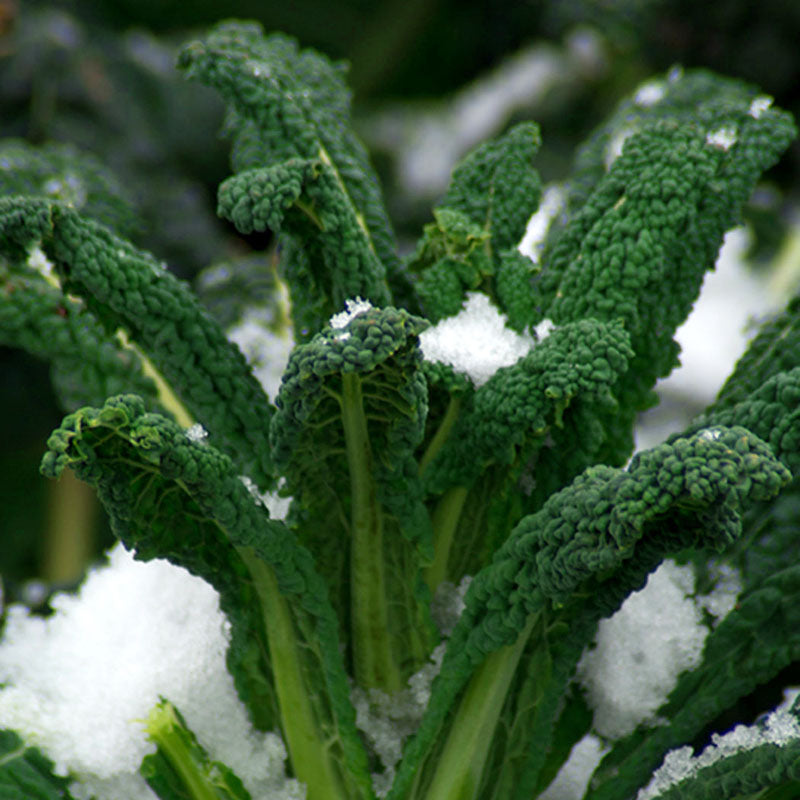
[143,700,252,800]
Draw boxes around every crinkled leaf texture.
[0,263,162,412]
[40,394,373,800]
[420,317,635,588]
[271,303,437,691]
[407,121,543,325]
[3,30,800,800]
[638,734,800,800]
[178,21,404,339]
[217,157,391,339]
[389,426,790,800]
[586,344,800,800]
[543,87,796,425]
[0,196,276,488]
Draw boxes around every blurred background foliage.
[2,0,800,609]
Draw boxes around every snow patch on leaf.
[419,292,534,386]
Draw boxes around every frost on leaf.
[330,297,375,329]
[634,80,666,107]
[517,184,564,264]
[637,691,800,799]
[749,95,773,119]
[705,127,738,150]
[185,423,209,443]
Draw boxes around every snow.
[351,576,471,796]
[27,245,58,285]
[429,575,472,637]
[352,645,446,797]
[605,127,636,169]
[329,297,374,329]
[634,226,779,453]
[538,735,608,800]
[695,562,742,624]
[419,292,534,386]
[576,558,743,742]
[227,309,295,404]
[518,184,565,263]
[577,561,710,740]
[749,96,773,119]
[705,127,738,151]
[534,317,555,341]
[185,422,208,443]
[634,80,666,107]
[240,474,293,521]
[0,543,304,800]
[542,559,744,800]
[362,30,606,201]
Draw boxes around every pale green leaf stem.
[238,547,350,800]
[341,372,402,692]
[419,615,538,800]
[424,486,469,593]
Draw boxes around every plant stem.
[238,547,348,800]
[424,486,468,592]
[115,328,194,427]
[421,615,538,800]
[418,394,461,477]
[42,467,97,585]
[145,701,223,800]
[341,372,401,691]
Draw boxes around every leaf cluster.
[1,18,800,800]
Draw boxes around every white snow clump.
[0,543,304,800]
[419,292,535,386]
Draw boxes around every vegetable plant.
[2,19,800,800]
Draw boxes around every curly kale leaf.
[564,68,787,216]
[407,122,542,325]
[440,121,542,257]
[540,76,796,426]
[494,249,546,334]
[421,317,634,586]
[406,207,495,322]
[177,21,393,255]
[217,157,391,338]
[388,426,790,800]
[424,317,633,491]
[177,21,404,335]
[0,267,161,412]
[0,196,276,488]
[270,303,436,691]
[569,311,800,800]
[40,394,373,800]
[0,730,75,800]
[636,735,800,800]
[583,368,800,800]
[683,367,800,476]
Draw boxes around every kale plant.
[1,19,800,800]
